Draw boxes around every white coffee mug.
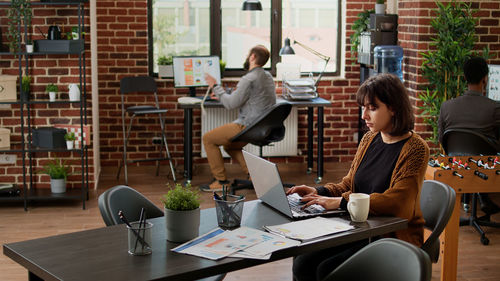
[347,193,370,222]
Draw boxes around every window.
[149,0,341,77]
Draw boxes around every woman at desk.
[287,74,430,281]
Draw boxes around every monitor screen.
[487,64,500,101]
[173,56,221,88]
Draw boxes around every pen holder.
[127,221,153,255]
[214,195,245,229]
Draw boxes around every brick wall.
[96,0,500,178]
[0,5,93,189]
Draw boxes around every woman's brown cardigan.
[324,131,429,246]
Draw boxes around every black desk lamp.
[279,37,331,87]
[242,0,262,11]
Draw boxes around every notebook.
[242,151,346,219]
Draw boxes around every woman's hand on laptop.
[286,185,317,197]
[301,194,341,210]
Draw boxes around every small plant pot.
[21,90,30,102]
[66,140,74,150]
[50,178,66,193]
[375,3,386,14]
[26,44,34,53]
[164,207,200,242]
[158,65,173,78]
[49,92,56,102]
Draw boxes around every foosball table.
[425,155,500,281]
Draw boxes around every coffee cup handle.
[347,201,355,214]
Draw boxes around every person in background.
[438,56,500,215]
[287,74,429,281]
[200,45,276,192]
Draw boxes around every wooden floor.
[1,162,500,281]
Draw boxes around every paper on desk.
[264,217,354,241]
[171,227,263,260]
[229,228,301,259]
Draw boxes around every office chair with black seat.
[420,180,456,263]
[98,185,225,281]
[442,128,500,245]
[230,102,293,194]
[321,238,432,281]
[116,76,176,185]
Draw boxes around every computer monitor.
[173,55,221,96]
[487,64,500,101]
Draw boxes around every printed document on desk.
[172,227,263,260]
[264,217,354,241]
[229,228,301,259]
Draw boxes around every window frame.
[148,0,342,78]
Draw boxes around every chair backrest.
[230,102,292,147]
[420,180,456,263]
[442,128,498,156]
[322,238,431,281]
[120,76,157,94]
[98,185,164,226]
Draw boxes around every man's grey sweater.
[212,67,276,126]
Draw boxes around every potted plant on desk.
[39,159,71,193]
[21,75,31,101]
[161,183,200,242]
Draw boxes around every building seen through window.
[150,0,340,76]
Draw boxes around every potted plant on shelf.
[157,55,173,78]
[375,0,386,14]
[64,132,76,150]
[45,83,58,102]
[350,9,374,61]
[161,183,201,242]
[220,59,226,78]
[39,159,71,194]
[21,75,31,101]
[26,39,33,53]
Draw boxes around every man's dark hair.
[464,56,489,84]
[250,45,270,66]
[356,74,414,136]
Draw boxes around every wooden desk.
[179,97,332,184]
[4,200,406,281]
[425,156,499,281]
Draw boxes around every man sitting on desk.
[200,45,276,192]
[438,56,500,214]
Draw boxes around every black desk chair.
[116,76,176,185]
[442,128,500,245]
[420,180,456,263]
[322,238,431,281]
[230,102,293,193]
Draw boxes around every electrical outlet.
[152,137,163,145]
[0,154,17,164]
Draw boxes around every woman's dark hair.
[250,45,270,66]
[356,74,414,136]
[464,56,489,85]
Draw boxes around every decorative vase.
[66,140,74,150]
[164,207,200,243]
[68,83,80,101]
[375,3,386,14]
[158,65,173,78]
[50,178,66,193]
[49,92,56,102]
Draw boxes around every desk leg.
[29,271,43,281]
[316,107,323,183]
[184,108,193,183]
[441,194,461,281]
[307,107,313,174]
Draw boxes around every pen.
[118,211,150,248]
[134,208,145,252]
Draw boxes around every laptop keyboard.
[287,193,325,215]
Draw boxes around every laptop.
[243,151,346,219]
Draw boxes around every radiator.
[201,107,298,157]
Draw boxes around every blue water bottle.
[374,45,403,81]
